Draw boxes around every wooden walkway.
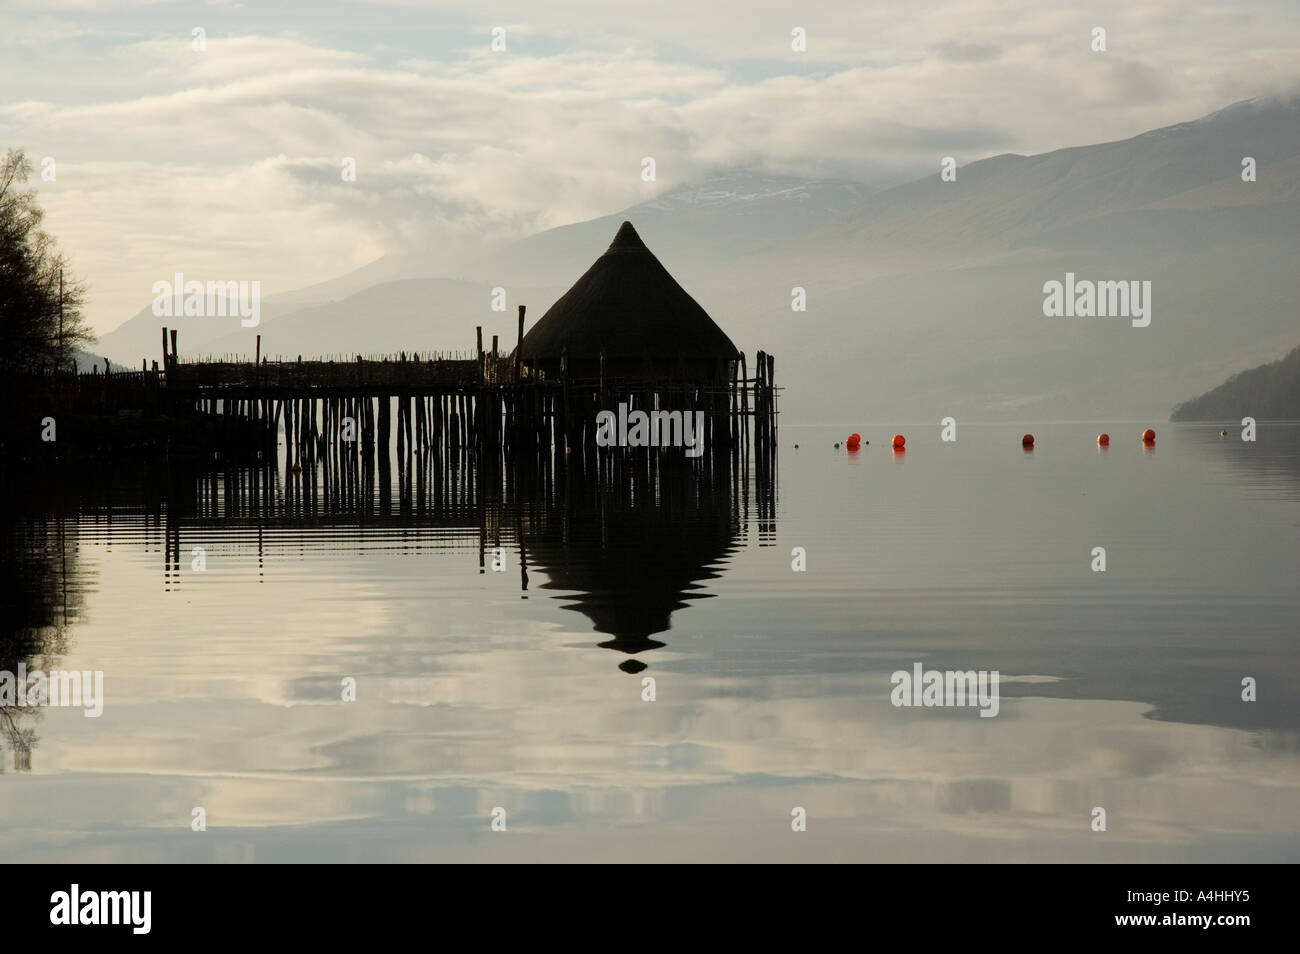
[14,326,778,480]
[149,325,779,473]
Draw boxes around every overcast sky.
[3,0,1299,336]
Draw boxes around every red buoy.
[1097,433,1110,445]
[846,433,861,449]
[1021,434,1034,447]
[1142,428,1156,443]
[891,434,906,449]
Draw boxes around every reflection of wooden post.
[515,305,525,382]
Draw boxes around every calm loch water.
[2,421,1298,862]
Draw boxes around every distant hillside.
[95,170,868,366]
[1171,343,1300,420]
[198,277,562,360]
[71,349,129,374]
[462,171,873,286]
[95,97,1300,421]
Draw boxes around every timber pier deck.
[151,324,778,474]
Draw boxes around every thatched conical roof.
[519,221,740,363]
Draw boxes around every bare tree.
[0,148,91,372]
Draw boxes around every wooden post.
[561,346,570,456]
[743,353,754,462]
[285,398,294,475]
[767,352,776,445]
[515,305,525,383]
[404,395,413,471]
[396,396,405,470]
[419,392,428,451]
[321,398,329,485]
[161,327,169,370]
[475,326,485,449]
[255,334,261,365]
[169,329,178,362]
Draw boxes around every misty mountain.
[93,99,1300,423]
[455,171,874,288]
[268,251,444,307]
[93,247,452,364]
[198,277,562,360]
[70,349,128,374]
[96,171,869,365]
[721,95,1300,422]
[780,97,1300,283]
[1171,342,1300,420]
[96,297,321,367]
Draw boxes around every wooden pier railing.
[8,327,778,476]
